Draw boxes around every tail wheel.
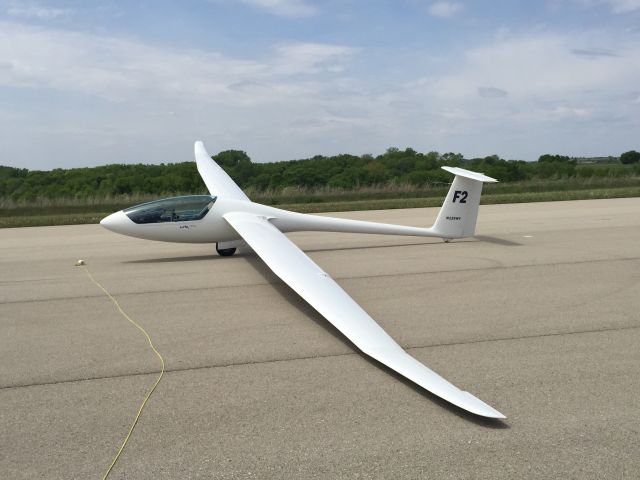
[216,243,237,256]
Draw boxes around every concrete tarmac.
[1,198,639,479]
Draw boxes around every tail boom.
[260,166,496,240]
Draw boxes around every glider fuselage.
[101,196,442,244]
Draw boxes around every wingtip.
[473,407,506,419]
[481,409,507,419]
[194,140,208,158]
[461,391,506,418]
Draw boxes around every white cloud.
[0,22,354,105]
[608,0,640,11]
[0,20,366,167]
[600,0,640,12]
[548,106,591,118]
[237,0,317,18]
[571,47,618,58]
[423,31,639,99]
[402,29,640,158]
[478,87,508,98]
[272,43,357,74]
[5,2,73,19]
[0,22,254,102]
[563,0,640,13]
[427,1,463,18]
[0,18,638,168]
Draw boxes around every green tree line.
[1,148,638,202]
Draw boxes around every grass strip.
[2,186,639,228]
[275,186,640,213]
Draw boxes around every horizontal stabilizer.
[441,166,498,183]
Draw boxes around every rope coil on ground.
[80,264,165,480]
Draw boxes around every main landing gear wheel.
[216,243,237,256]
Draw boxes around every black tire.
[216,244,237,256]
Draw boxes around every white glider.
[101,141,505,419]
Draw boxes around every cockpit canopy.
[124,195,216,224]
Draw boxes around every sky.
[1,0,639,169]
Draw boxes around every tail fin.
[432,166,497,239]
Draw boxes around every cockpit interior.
[124,195,216,224]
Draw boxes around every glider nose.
[100,210,129,233]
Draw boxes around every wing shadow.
[124,238,477,264]
[474,235,523,246]
[124,254,219,264]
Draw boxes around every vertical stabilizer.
[432,166,497,239]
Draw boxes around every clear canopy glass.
[124,195,216,224]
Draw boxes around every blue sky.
[1,0,639,169]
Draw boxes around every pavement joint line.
[2,255,639,306]
[2,322,638,392]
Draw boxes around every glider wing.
[194,141,250,202]
[223,211,505,418]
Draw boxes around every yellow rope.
[80,265,165,480]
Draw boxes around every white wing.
[224,212,505,419]
[194,141,250,202]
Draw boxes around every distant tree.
[212,150,251,168]
[406,170,430,185]
[8,144,640,202]
[482,154,500,165]
[441,152,463,166]
[364,161,387,183]
[538,154,576,165]
[620,150,640,164]
[212,150,254,186]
